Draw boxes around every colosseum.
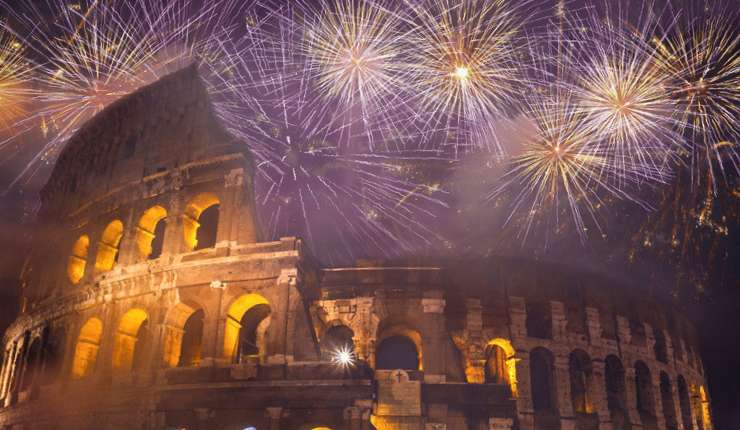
[0,66,714,430]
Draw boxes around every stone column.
[555,354,576,430]
[422,292,446,383]
[551,301,568,342]
[265,269,298,365]
[508,297,527,341]
[585,307,602,346]
[266,406,283,430]
[623,367,643,427]
[513,351,534,430]
[591,359,613,430]
[162,190,185,257]
[651,370,667,430]
[671,376,686,430]
[465,299,484,384]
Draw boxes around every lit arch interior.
[95,220,124,272]
[71,317,103,379]
[163,302,204,368]
[67,235,89,284]
[485,338,518,396]
[112,308,149,372]
[183,193,220,251]
[223,294,270,362]
[136,205,167,259]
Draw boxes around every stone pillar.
[221,168,259,245]
[265,268,298,365]
[671,376,686,430]
[422,292,446,382]
[513,351,534,430]
[623,367,643,427]
[162,191,185,257]
[616,316,632,346]
[585,307,603,346]
[465,299,485,384]
[551,301,568,341]
[508,297,527,341]
[489,417,514,430]
[266,406,283,430]
[0,344,14,401]
[651,370,667,430]
[591,359,613,430]
[555,354,576,430]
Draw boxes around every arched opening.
[530,347,556,413]
[320,324,355,361]
[605,355,629,430]
[183,193,220,251]
[95,220,124,272]
[376,335,419,370]
[223,294,271,363]
[41,326,66,385]
[179,310,204,367]
[136,205,167,260]
[635,361,656,429]
[676,376,692,430]
[569,349,593,414]
[67,235,89,284]
[72,318,103,379]
[526,300,552,339]
[163,302,205,368]
[484,338,517,395]
[112,309,150,373]
[485,345,509,385]
[20,338,42,391]
[660,372,678,430]
[653,329,668,364]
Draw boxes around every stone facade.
[0,68,713,430]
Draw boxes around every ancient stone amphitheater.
[0,67,713,430]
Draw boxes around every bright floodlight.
[331,345,356,367]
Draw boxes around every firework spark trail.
[298,0,412,149]
[206,16,452,263]
[0,27,34,133]
[0,26,36,162]
[561,4,685,186]
[0,0,246,191]
[399,0,533,156]
[652,10,740,189]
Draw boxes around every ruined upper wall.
[40,65,251,215]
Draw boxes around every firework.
[0,27,34,133]
[489,87,654,242]
[653,12,740,186]
[564,6,683,180]
[402,0,530,154]
[207,20,452,264]
[0,0,244,190]
[301,0,407,144]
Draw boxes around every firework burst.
[653,11,740,187]
[0,0,245,190]
[301,0,407,145]
[564,7,683,181]
[0,27,34,134]
[402,0,530,154]
[207,19,452,264]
